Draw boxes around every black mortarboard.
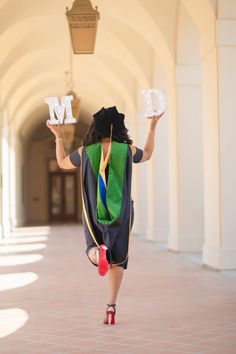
[93,106,126,138]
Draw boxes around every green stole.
[85,141,128,225]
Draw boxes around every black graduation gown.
[81,144,134,269]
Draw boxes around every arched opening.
[18,110,90,226]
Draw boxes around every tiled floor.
[0,224,236,354]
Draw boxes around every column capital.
[216,19,236,46]
[176,65,202,86]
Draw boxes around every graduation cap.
[93,106,126,138]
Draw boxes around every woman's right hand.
[46,120,62,138]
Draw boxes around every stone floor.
[0,224,236,354]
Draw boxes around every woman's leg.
[88,248,124,311]
[107,265,124,310]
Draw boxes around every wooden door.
[49,172,77,221]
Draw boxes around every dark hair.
[83,121,133,146]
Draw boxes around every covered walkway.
[0,225,236,354]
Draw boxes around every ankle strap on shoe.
[106,303,116,314]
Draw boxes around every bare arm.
[130,112,164,162]
[46,120,82,170]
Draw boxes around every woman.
[46,106,163,325]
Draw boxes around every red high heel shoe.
[103,304,116,325]
[98,244,109,276]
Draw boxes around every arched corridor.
[0,0,236,269]
[1,0,236,351]
[1,0,236,269]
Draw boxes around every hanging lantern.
[66,0,100,54]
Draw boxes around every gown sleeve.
[132,146,143,163]
[69,149,81,167]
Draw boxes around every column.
[152,55,169,244]
[202,3,236,269]
[0,111,2,238]
[1,110,11,237]
[9,127,18,227]
[133,88,150,238]
[173,64,204,251]
[166,69,179,250]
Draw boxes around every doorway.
[49,172,78,222]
